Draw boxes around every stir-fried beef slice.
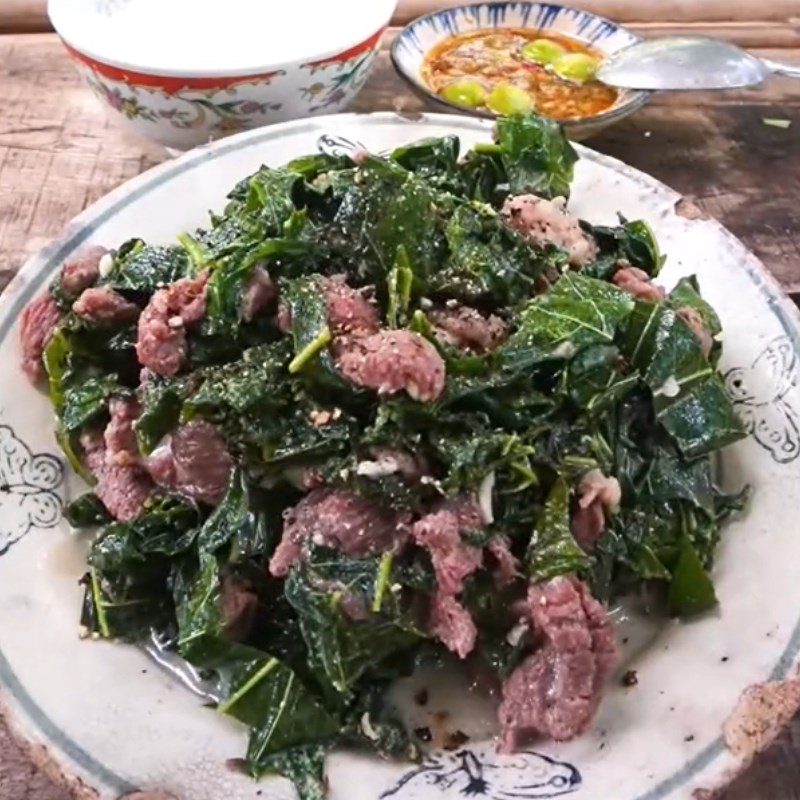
[59,246,108,297]
[428,589,478,660]
[241,265,277,322]
[145,420,232,506]
[136,274,208,376]
[412,508,483,596]
[322,274,380,336]
[429,305,508,353]
[571,469,621,552]
[104,398,141,467]
[336,330,446,402]
[269,488,411,577]
[486,535,521,585]
[502,195,597,267]
[81,430,153,522]
[20,293,61,384]
[612,263,665,302]
[498,575,617,749]
[219,572,261,642]
[73,286,138,326]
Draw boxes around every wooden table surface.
[0,27,799,800]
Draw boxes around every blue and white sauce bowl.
[391,2,649,139]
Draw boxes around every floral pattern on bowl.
[391,2,649,139]
[62,28,385,150]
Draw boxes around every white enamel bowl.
[48,0,396,150]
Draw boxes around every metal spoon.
[597,36,800,91]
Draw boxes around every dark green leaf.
[281,276,347,390]
[668,537,718,616]
[186,340,292,418]
[196,470,274,560]
[102,240,193,294]
[205,238,312,335]
[621,301,745,457]
[589,217,664,276]
[562,344,639,415]
[260,404,353,469]
[87,496,200,638]
[391,135,462,192]
[65,493,112,528]
[135,376,186,455]
[175,552,226,661]
[286,152,349,179]
[248,743,331,797]
[431,202,564,306]
[501,273,634,371]
[621,220,663,273]
[429,427,535,494]
[285,552,424,696]
[667,275,722,336]
[238,167,302,235]
[495,114,578,199]
[526,478,590,583]
[220,655,339,757]
[61,376,127,432]
[333,161,450,284]
[647,454,714,515]
[458,148,507,205]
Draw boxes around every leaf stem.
[372,553,393,613]
[218,658,279,714]
[90,568,111,639]
[288,327,331,374]
[177,232,207,270]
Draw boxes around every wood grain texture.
[0,28,799,800]
[0,0,49,33]
[393,0,800,24]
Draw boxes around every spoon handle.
[761,58,800,78]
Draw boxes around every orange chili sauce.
[421,29,618,120]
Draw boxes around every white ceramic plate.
[2,113,800,800]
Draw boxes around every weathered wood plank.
[627,22,800,49]
[394,0,800,24]
[0,0,48,33]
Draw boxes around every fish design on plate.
[317,133,367,158]
[381,749,581,799]
[0,425,63,554]
[724,335,800,464]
